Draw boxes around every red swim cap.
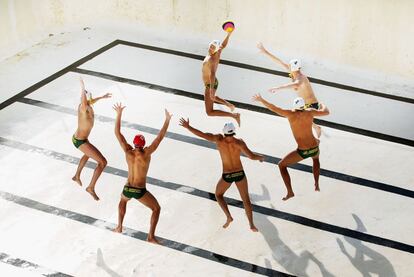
[133,134,145,148]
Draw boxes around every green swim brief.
[122,185,147,199]
[297,146,319,159]
[222,170,245,183]
[72,135,88,148]
[304,102,320,110]
[205,78,219,90]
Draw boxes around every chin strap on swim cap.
[223,122,236,135]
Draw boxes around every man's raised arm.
[113,102,132,152]
[219,30,233,51]
[146,109,173,154]
[79,77,88,108]
[179,117,220,142]
[257,43,290,71]
[90,93,112,105]
[239,140,264,162]
[252,93,292,118]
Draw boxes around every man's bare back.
[216,136,245,173]
[287,111,319,149]
[124,149,151,188]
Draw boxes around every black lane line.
[0,251,73,277]
[0,40,119,111]
[1,137,413,255]
[70,67,414,147]
[0,192,291,277]
[115,40,414,104]
[17,97,414,199]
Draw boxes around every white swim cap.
[293,97,305,110]
[209,40,221,53]
[223,122,236,135]
[289,59,302,72]
[85,90,92,100]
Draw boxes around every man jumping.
[202,29,240,126]
[180,118,263,231]
[72,77,111,200]
[258,43,322,137]
[113,103,172,244]
[253,94,329,201]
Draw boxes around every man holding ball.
[202,21,240,126]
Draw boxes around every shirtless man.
[179,118,263,231]
[72,77,111,201]
[113,103,172,244]
[202,30,240,126]
[252,94,329,201]
[257,43,322,137]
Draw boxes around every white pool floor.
[0,26,413,277]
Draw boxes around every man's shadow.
[251,184,334,277]
[96,248,123,277]
[336,214,396,277]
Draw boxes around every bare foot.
[314,125,322,138]
[86,187,100,201]
[234,113,241,127]
[228,103,235,112]
[315,184,320,191]
[223,217,233,228]
[72,176,82,186]
[113,226,122,233]
[250,225,259,232]
[282,192,295,201]
[147,237,161,245]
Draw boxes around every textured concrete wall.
[1,0,413,80]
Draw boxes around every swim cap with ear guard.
[223,122,236,135]
[289,59,302,72]
[293,97,305,110]
[85,90,92,100]
[209,40,221,53]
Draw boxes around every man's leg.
[72,154,89,186]
[204,89,240,126]
[278,150,303,201]
[113,195,130,233]
[215,178,233,228]
[210,89,235,111]
[235,177,258,232]
[78,142,107,201]
[312,155,320,191]
[138,191,161,244]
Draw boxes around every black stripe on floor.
[0,136,413,254]
[0,191,291,277]
[70,67,414,147]
[0,251,72,276]
[0,40,119,111]
[115,39,414,104]
[17,97,414,199]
